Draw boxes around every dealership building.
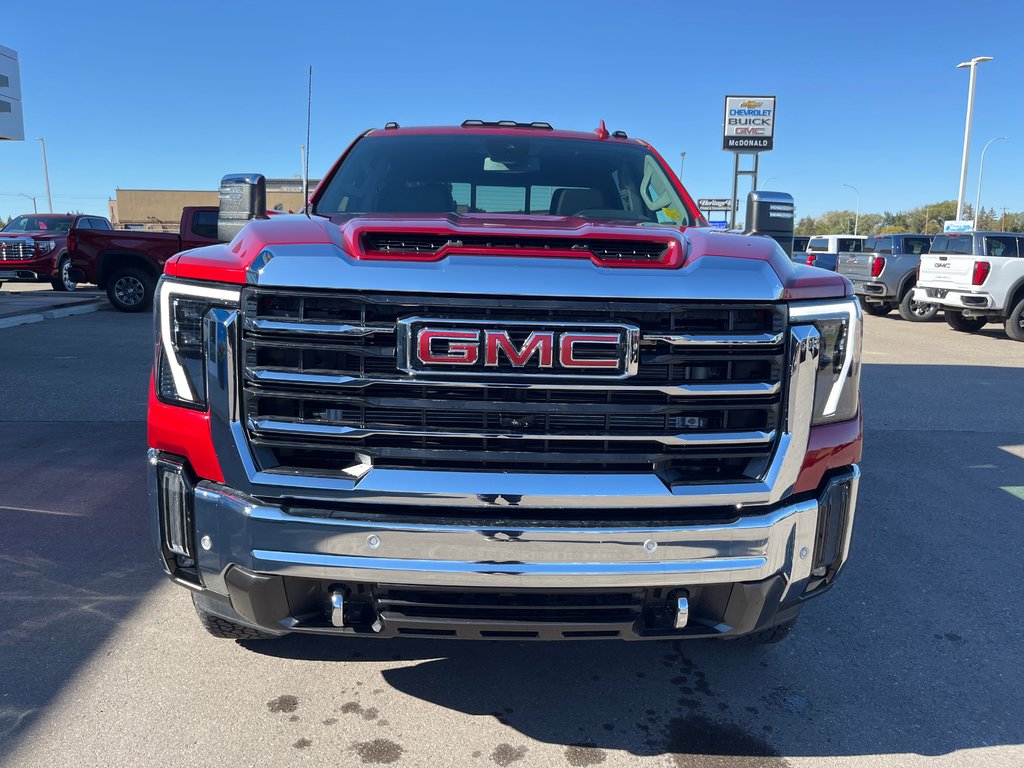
[109,178,319,230]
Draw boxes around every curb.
[0,299,107,330]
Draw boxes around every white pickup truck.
[914,231,1024,341]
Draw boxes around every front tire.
[1004,297,1024,342]
[945,310,987,333]
[736,617,797,644]
[51,256,77,292]
[193,601,278,641]
[898,288,938,322]
[861,302,892,317]
[106,267,155,312]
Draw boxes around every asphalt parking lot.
[1,308,1023,768]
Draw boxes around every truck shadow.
[0,422,160,757]
[246,362,1024,761]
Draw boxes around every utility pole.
[37,137,53,213]
[955,56,993,221]
[1001,207,1008,231]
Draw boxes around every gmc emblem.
[397,318,639,378]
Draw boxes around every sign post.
[723,95,775,227]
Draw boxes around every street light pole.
[299,144,307,208]
[955,56,993,222]
[842,184,861,235]
[973,136,1007,228]
[678,151,686,181]
[17,193,37,213]
[37,137,53,213]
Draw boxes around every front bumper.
[0,267,44,282]
[151,454,859,640]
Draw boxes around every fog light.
[157,460,195,558]
[813,475,854,573]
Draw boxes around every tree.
[793,199,1024,236]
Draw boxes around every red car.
[0,213,112,291]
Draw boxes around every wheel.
[861,302,891,317]
[106,267,155,312]
[1004,296,1024,342]
[898,287,938,322]
[945,310,987,333]
[50,256,77,292]
[193,601,278,640]
[736,618,797,645]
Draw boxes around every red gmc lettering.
[558,333,622,369]
[484,331,555,367]
[417,329,480,365]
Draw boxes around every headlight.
[35,241,55,254]
[155,278,240,408]
[789,298,861,425]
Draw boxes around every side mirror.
[743,190,795,257]
[217,173,267,243]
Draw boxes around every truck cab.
[838,233,935,321]
[913,231,1024,340]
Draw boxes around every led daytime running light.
[158,280,240,403]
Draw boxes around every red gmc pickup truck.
[1,213,113,292]
[149,121,862,644]
[69,206,220,311]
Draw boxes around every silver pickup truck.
[837,234,936,321]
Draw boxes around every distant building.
[109,179,320,230]
[0,44,25,141]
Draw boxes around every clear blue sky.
[2,0,1022,222]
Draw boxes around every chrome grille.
[0,239,35,261]
[240,290,787,484]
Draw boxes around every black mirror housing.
[217,173,267,243]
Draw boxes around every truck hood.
[166,213,849,302]
[0,232,61,240]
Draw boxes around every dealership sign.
[698,198,734,211]
[723,95,775,152]
[943,220,974,233]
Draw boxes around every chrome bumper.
[161,466,858,600]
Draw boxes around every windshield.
[314,134,694,226]
[2,215,75,233]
